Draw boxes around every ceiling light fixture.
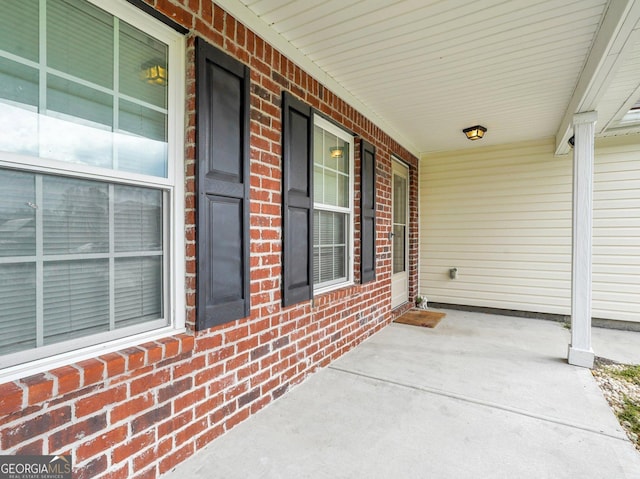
[462,125,487,141]
[329,146,344,159]
[141,60,167,86]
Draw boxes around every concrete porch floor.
[163,310,640,478]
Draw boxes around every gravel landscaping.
[592,358,640,453]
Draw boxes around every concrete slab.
[593,326,640,364]
[162,310,640,479]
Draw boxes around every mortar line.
[328,365,629,443]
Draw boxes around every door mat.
[394,309,446,328]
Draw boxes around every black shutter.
[360,140,376,283]
[195,37,250,329]
[282,92,314,307]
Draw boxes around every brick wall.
[0,2,419,478]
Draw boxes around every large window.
[313,116,354,291]
[0,0,185,373]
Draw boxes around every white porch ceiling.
[217,0,640,156]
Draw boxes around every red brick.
[226,325,249,342]
[112,430,155,464]
[175,417,207,447]
[195,363,223,386]
[122,347,146,370]
[0,382,23,416]
[156,0,193,28]
[13,439,43,455]
[174,387,206,413]
[159,443,195,475]
[3,406,71,449]
[156,337,180,358]
[195,424,223,449]
[49,413,107,451]
[159,409,193,440]
[173,355,206,379]
[101,353,126,378]
[130,370,170,396]
[75,455,108,479]
[21,374,54,405]
[131,403,171,434]
[158,377,193,403]
[133,446,157,473]
[102,462,130,479]
[180,334,195,354]
[225,407,250,431]
[77,359,105,386]
[75,385,127,418]
[50,366,81,396]
[194,394,224,418]
[132,466,156,479]
[76,425,128,462]
[110,393,154,425]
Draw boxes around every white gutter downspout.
[568,111,597,369]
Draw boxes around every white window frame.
[0,0,185,382]
[313,115,355,294]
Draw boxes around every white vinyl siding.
[420,136,640,323]
[592,136,640,322]
[419,139,573,316]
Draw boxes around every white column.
[568,111,597,368]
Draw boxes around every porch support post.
[568,111,597,368]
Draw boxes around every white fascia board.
[213,0,420,158]
[555,0,640,156]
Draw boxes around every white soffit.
[220,0,609,155]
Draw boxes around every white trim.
[312,115,355,293]
[0,326,186,384]
[391,157,410,308]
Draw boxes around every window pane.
[336,142,349,174]
[0,169,36,257]
[119,21,168,109]
[0,58,39,157]
[393,225,406,274]
[43,74,114,168]
[313,210,347,285]
[0,0,39,62]
[337,173,349,208]
[314,128,349,208]
[393,174,407,224]
[0,263,36,355]
[323,169,338,206]
[43,176,109,254]
[115,185,162,252]
[313,246,320,284]
[318,247,333,283]
[115,256,162,328]
[313,164,323,204]
[333,245,345,279]
[44,259,110,345]
[0,57,39,108]
[117,100,167,176]
[47,0,114,89]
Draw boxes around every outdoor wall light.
[568,136,575,148]
[462,125,487,141]
[141,60,167,86]
[329,146,344,159]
